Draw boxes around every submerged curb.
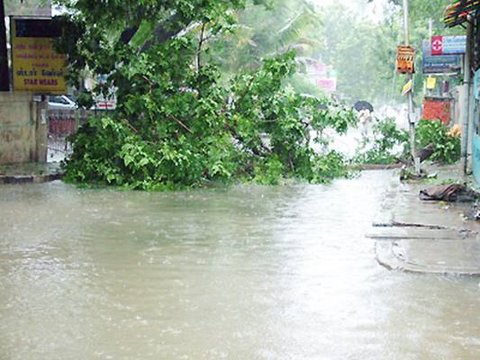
[0,172,63,184]
[0,162,64,185]
[374,237,480,276]
[356,163,404,171]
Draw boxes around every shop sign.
[426,77,437,90]
[11,17,67,94]
[431,35,466,56]
[422,40,462,75]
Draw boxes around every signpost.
[401,0,419,174]
[10,17,67,94]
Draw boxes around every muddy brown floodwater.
[1,170,480,359]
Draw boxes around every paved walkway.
[368,164,480,275]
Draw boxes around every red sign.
[316,78,337,93]
[431,36,443,56]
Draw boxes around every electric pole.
[402,0,419,173]
[462,19,473,174]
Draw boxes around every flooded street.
[1,171,480,359]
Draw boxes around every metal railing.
[47,109,91,162]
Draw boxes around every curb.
[0,173,63,184]
[351,163,404,171]
[369,167,480,276]
[375,239,480,276]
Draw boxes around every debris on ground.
[417,143,435,163]
[419,183,479,202]
[464,204,480,221]
[399,166,428,181]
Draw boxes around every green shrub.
[415,119,460,164]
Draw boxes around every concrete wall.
[0,93,48,165]
[472,133,480,186]
[451,85,465,126]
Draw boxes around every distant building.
[305,59,337,94]
[5,0,51,16]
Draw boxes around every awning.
[445,0,480,27]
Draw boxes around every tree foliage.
[416,119,460,164]
[315,0,460,104]
[317,4,401,103]
[54,0,357,189]
[210,0,320,70]
[353,118,409,165]
[219,0,327,101]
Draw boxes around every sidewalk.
[0,162,63,184]
[368,163,480,275]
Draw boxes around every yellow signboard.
[402,79,413,96]
[426,76,437,90]
[11,18,67,94]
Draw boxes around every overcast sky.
[310,0,388,7]
[309,0,393,21]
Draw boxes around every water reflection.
[1,172,480,359]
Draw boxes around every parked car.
[48,93,117,111]
[48,95,77,110]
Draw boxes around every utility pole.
[402,0,419,173]
[461,18,473,174]
[0,0,9,91]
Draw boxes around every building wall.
[473,132,480,186]
[472,97,480,185]
[0,93,47,165]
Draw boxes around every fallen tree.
[54,0,357,189]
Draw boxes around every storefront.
[445,0,480,183]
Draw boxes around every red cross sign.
[431,36,443,55]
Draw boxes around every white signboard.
[431,35,466,56]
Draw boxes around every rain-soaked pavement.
[1,171,480,359]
